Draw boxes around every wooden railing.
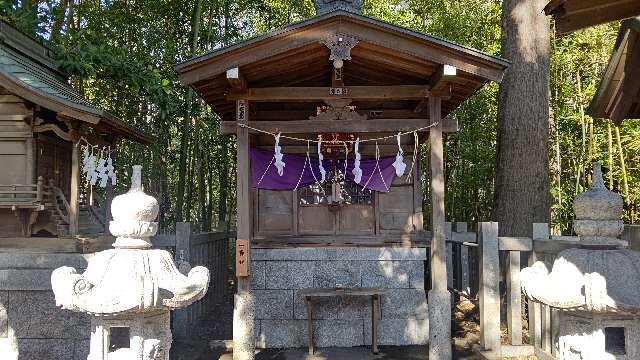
[0,176,44,209]
[152,222,234,338]
[47,180,70,224]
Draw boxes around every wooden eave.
[0,71,153,144]
[544,0,640,34]
[175,10,508,122]
[589,18,640,122]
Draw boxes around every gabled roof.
[589,17,640,122]
[0,22,152,144]
[175,10,509,121]
[544,0,640,34]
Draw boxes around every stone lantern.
[521,163,640,359]
[51,165,209,360]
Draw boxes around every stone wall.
[0,252,92,360]
[250,247,428,348]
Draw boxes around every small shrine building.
[0,22,151,247]
[176,1,508,357]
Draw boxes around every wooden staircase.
[45,180,106,237]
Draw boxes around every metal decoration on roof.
[321,33,359,64]
[315,0,363,15]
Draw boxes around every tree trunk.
[494,0,550,236]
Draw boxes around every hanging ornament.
[87,147,98,185]
[352,137,362,184]
[318,135,326,183]
[106,149,117,186]
[274,133,285,176]
[392,132,407,177]
[96,151,108,188]
[82,146,91,178]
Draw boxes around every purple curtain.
[251,147,397,192]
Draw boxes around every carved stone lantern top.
[51,165,209,317]
[573,163,624,221]
[573,163,625,247]
[110,164,159,249]
[315,0,363,15]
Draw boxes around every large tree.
[494,0,551,236]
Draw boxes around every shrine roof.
[175,10,509,122]
[0,22,152,144]
[588,17,640,123]
[544,0,640,34]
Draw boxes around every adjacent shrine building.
[176,1,508,357]
[0,22,151,247]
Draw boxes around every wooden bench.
[300,287,384,355]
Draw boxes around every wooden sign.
[236,99,247,122]
[236,239,249,277]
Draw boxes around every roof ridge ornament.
[315,0,363,15]
[321,33,359,69]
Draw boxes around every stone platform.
[0,251,92,360]
[250,247,429,348]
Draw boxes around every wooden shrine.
[177,1,508,357]
[0,22,151,245]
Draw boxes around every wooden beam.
[253,109,427,121]
[226,67,246,89]
[219,118,458,135]
[554,0,640,34]
[429,64,457,96]
[227,85,434,102]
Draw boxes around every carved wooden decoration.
[310,99,367,122]
[321,33,358,63]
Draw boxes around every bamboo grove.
[2,0,638,234]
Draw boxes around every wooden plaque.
[236,239,250,277]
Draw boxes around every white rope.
[405,131,419,183]
[361,142,389,192]
[256,155,275,188]
[236,121,439,144]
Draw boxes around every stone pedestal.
[249,247,428,348]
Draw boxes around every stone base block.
[233,293,255,360]
[365,317,429,345]
[428,290,452,360]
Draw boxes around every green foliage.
[5,0,638,233]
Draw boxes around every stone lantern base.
[89,311,171,360]
[558,311,640,360]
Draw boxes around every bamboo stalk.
[614,125,630,203]
[607,119,614,190]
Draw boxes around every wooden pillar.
[233,98,255,360]
[69,139,80,236]
[235,98,251,288]
[427,96,452,360]
[429,97,447,291]
[25,135,34,184]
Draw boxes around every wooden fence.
[152,222,234,338]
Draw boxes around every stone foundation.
[0,252,91,360]
[250,247,428,348]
